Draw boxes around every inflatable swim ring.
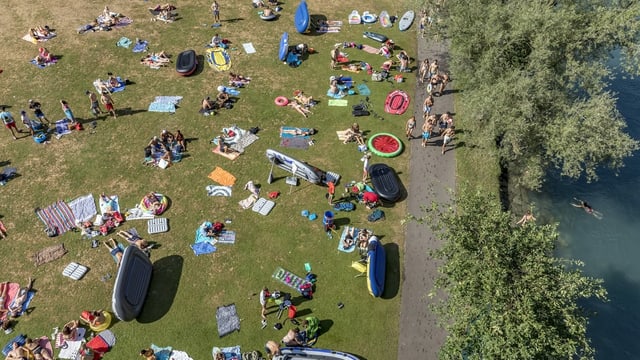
[139,193,168,215]
[368,133,403,158]
[275,96,289,106]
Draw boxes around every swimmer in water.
[571,198,603,219]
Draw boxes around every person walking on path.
[423,94,434,116]
[441,126,455,154]
[421,119,433,147]
[211,1,220,24]
[0,107,23,140]
[406,115,416,139]
[100,92,117,119]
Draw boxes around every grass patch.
[0,1,415,358]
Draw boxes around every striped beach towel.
[35,200,77,234]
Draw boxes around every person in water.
[571,198,602,219]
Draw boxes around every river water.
[531,73,640,359]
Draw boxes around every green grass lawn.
[0,1,417,358]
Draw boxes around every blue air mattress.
[279,32,289,61]
[294,0,310,33]
[367,236,386,298]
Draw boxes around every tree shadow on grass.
[381,242,400,299]
[137,255,183,323]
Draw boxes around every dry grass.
[0,0,417,358]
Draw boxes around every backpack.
[367,209,385,222]
[352,109,370,117]
[300,283,313,299]
[371,72,383,82]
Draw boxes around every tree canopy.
[419,191,607,359]
[423,0,640,190]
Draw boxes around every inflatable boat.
[363,31,388,43]
[276,347,360,360]
[294,0,310,33]
[112,246,153,321]
[384,89,410,115]
[206,47,231,71]
[176,49,197,76]
[361,11,377,24]
[367,236,386,297]
[266,149,326,185]
[368,163,402,202]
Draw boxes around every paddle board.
[206,47,231,71]
[379,10,392,28]
[279,32,289,61]
[398,10,415,31]
[348,10,361,25]
[362,11,377,24]
[363,31,388,43]
[294,0,310,33]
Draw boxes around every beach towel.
[55,118,72,136]
[7,290,35,319]
[150,344,173,360]
[191,241,216,255]
[338,227,358,253]
[133,40,149,53]
[212,346,241,360]
[22,32,56,44]
[154,96,183,104]
[327,89,346,99]
[357,83,371,96]
[217,230,236,244]
[208,167,236,186]
[30,58,57,68]
[99,195,120,215]
[35,200,77,234]
[33,243,67,266]
[68,194,97,223]
[170,350,193,360]
[230,133,259,153]
[280,137,310,150]
[55,328,86,348]
[148,101,176,113]
[57,340,82,359]
[238,194,258,210]
[116,36,132,48]
[216,304,241,337]
[195,222,217,244]
[206,185,232,197]
[272,267,312,293]
[280,126,311,139]
[361,44,379,54]
[2,334,26,356]
[328,99,349,106]
[125,207,155,221]
[242,42,256,54]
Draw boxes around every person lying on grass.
[104,238,124,265]
[288,101,312,118]
[24,337,53,360]
[8,277,34,318]
[293,90,316,107]
[228,72,251,87]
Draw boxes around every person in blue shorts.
[421,119,433,147]
[28,99,51,124]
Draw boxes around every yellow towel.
[208,167,237,186]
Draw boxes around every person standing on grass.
[327,181,335,205]
[405,115,416,140]
[260,286,271,326]
[60,100,75,123]
[211,1,220,24]
[361,152,371,182]
[28,99,51,124]
[0,107,22,140]
[100,92,116,119]
[441,126,455,154]
[86,90,103,118]
[20,110,35,136]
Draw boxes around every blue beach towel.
[357,83,371,96]
[280,126,312,138]
[148,102,176,113]
[150,344,173,360]
[154,96,183,104]
[110,77,126,92]
[191,242,216,256]
[55,119,72,136]
[116,36,132,48]
[2,334,27,356]
[133,40,149,53]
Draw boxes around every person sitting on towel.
[81,310,106,328]
[215,136,238,154]
[38,47,54,62]
[7,277,34,318]
[228,72,251,87]
[282,327,304,347]
[24,337,53,360]
[62,320,80,341]
[343,123,365,145]
[104,238,124,265]
[216,90,231,108]
[281,127,315,136]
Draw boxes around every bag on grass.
[352,109,370,117]
[367,209,385,222]
[44,226,58,237]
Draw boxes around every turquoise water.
[532,74,640,359]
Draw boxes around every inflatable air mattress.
[279,32,289,61]
[379,10,392,28]
[348,10,361,25]
[367,236,386,298]
[363,31,388,43]
[112,246,153,321]
[294,0,310,33]
[176,49,197,76]
[398,10,415,31]
[276,347,360,360]
[266,149,326,185]
[362,11,377,24]
[368,163,402,202]
[384,89,410,115]
[206,47,231,71]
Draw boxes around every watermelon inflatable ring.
[368,133,403,158]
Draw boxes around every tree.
[413,190,607,359]
[420,0,640,190]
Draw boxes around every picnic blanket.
[35,200,76,234]
[208,167,236,186]
[361,44,379,54]
[132,40,149,53]
[280,126,312,139]
[99,195,120,215]
[57,340,83,359]
[125,207,155,221]
[148,96,182,113]
[30,58,57,68]
[242,42,256,54]
[54,118,72,136]
[280,137,310,150]
[116,36,132,48]
[216,304,241,337]
[272,267,312,293]
[206,185,232,197]
[68,194,98,223]
[33,243,67,266]
[55,328,86,348]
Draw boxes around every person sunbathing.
[293,90,315,107]
[61,320,79,341]
[215,136,237,154]
[342,232,355,249]
[140,348,157,360]
[5,342,30,360]
[8,277,34,318]
[149,3,176,12]
[288,101,312,118]
[144,193,164,211]
[153,9,175,22]
[24,338,53,360]
[0,282,8,314]
[104,238,124,265]
[281,127,315,136]
[216,91,231,108]
[228,72,251,86]
[342,123,365,145]
[81,310,106,328]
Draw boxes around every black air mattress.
[176,49,197,76]
[112,246,153,321]
[368,163,402,202]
